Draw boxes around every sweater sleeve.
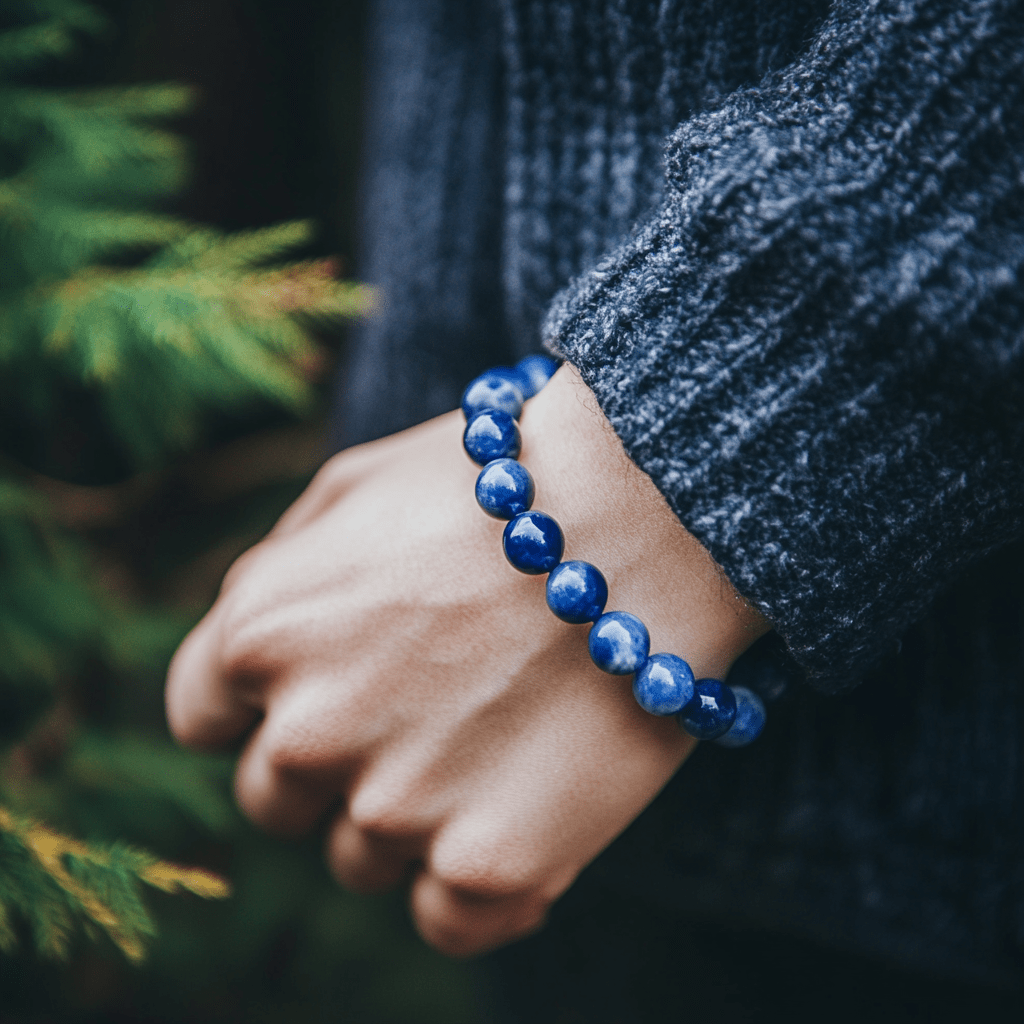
[545,0,1024,691]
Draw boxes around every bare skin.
[165,364,769,957]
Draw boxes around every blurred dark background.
[110,0,367,257]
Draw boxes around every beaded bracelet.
[461,357,766,748]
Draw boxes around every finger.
[166,615,257,749]
[409,870,549,958]
[233,695,349,835]
[324,753,446,892]
[325,814,421,893]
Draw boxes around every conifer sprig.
[0,806,229,961]
[3,236,368,464]
[1,4,372,469]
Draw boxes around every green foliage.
[0,1,106,77]
[0,478,155,747]
[3,226,369,465]
[0,0,369,474]
[65,733,236,836]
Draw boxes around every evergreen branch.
[45,263,318,419]
[149,220,321,273]
[12,82,195,118]
[0,181,191,283]
[0,477,104,714]
[236,257,374,322]
[0,805,229,961]
[0,86,193,202]
[0,256,369,466]
[138,860,231,900]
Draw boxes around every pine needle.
[0,805,230,962]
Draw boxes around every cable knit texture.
[338,0,1024,981]
[545,0,1024,690]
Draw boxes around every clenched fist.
[165,364,767,956]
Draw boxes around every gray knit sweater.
[336,0,1024,981]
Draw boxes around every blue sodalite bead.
[715,686,766,748]
[463,409,522,465]
[461,372,524,421]
[475,459,535,520]
[678,678,737,740]
[632,653,696,716]
[546,560,608,624]
[502,510,564,574]
[515,354,559,398]
[588,611,650,675]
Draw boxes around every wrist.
[518,362,769,681]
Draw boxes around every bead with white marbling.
[588,611,650,675]
[463,409,522,465]
[475,459,535,520]
[514,354,558,398]
[546,560,608,624]
[632,652,696,715]
[461,372,524,421]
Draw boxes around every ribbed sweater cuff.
[544,0,1024,690]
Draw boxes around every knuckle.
[165,626,256,748]
[218,542,265,595]
[347,785,420,841]
[217,593,285,689]
[260,727,307,779]
[232,768,271,826]
[430,849,540,903]
[258,702,344,781]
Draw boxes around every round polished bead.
[715,686,766,748]
[502,511,564,574]
[546,560,608,624]
[632,653,696,716]
[463,409,522,465]
[475,459,535,520]
[588,611,650,675]
[678,678,737,740]
[461,372,524,421]
[514,354,559,398]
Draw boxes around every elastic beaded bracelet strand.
[460,357,767,748]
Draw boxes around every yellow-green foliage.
[0,806,229,961]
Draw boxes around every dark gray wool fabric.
[336,0,1024,984]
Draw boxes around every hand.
[165,364,768,956]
